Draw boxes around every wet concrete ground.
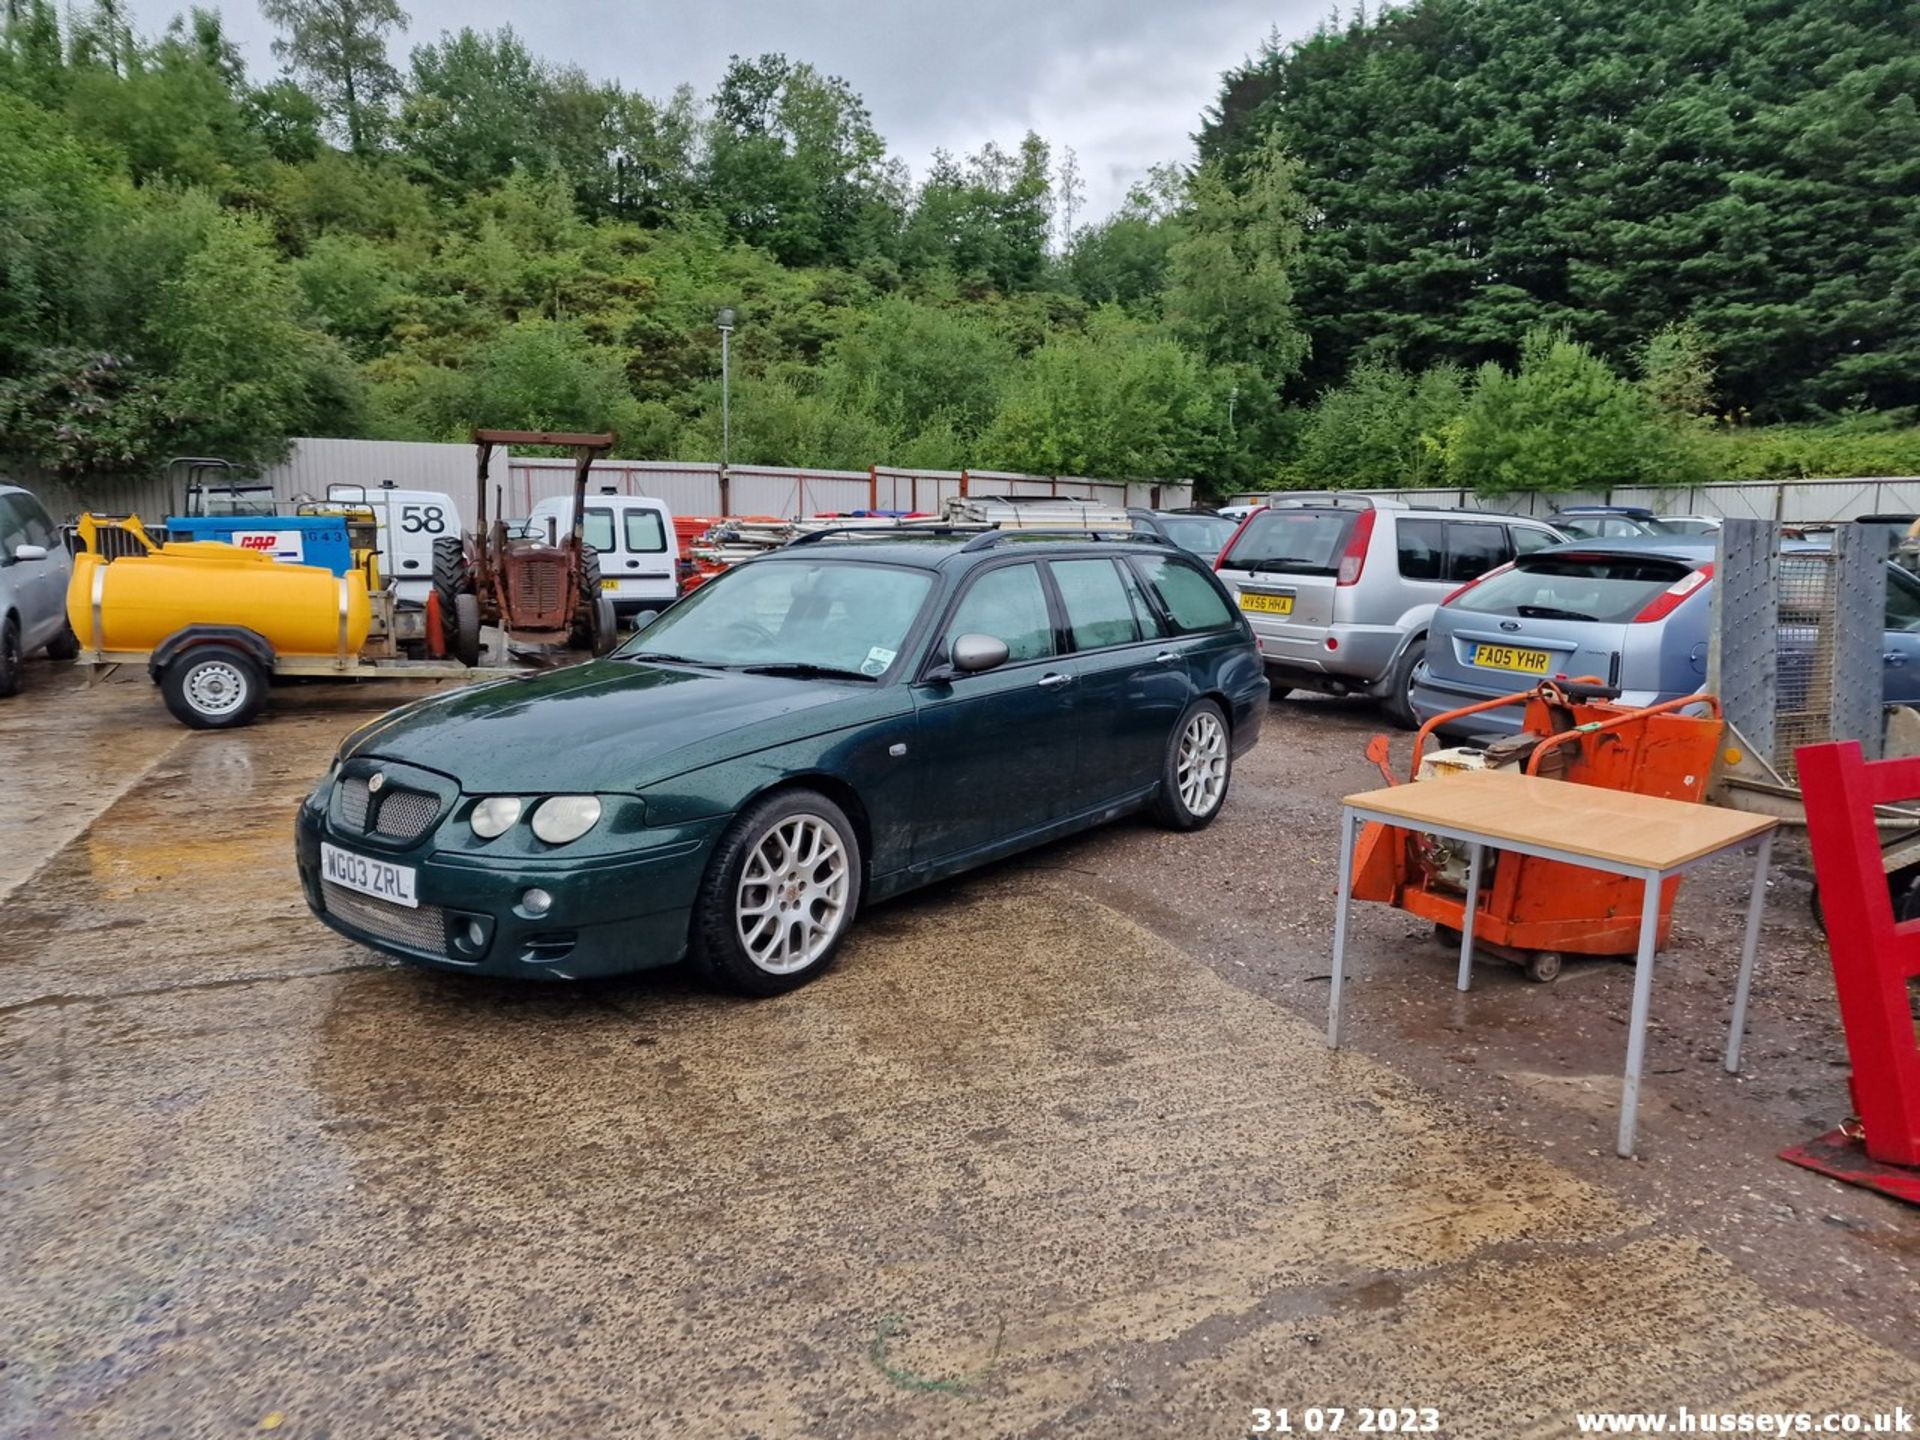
[2,660,1915,1437]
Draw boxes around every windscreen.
[1451,554,1697,624]
[1221,508,1356,575]
[621,559,933,676]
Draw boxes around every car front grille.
[373,788,440,840]
[337,777,441,841]
[340,776,370,829]
[322,881,448,956]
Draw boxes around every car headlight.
[470,796,524,839]
[531,795,602,845]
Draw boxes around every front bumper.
[295,802,725,980]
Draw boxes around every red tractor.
[434,429,619,665]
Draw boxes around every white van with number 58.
[527,489,679,624]
[324,483,463,607]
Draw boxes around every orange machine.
[1350,680,1725,981]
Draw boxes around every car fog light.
[466,919,486,947]
[531,795,602,844]
[470,796,524,839]
[522,887,553,917]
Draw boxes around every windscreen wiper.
[1245,558,1335,575]
[1516,605,1599,622]
[735,662,876,681]
[627,651,721,668]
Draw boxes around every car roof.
[1550,504,1656,517]
[758,531,1182,570]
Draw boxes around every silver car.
[1214,496,1565,726]
[0,483,78,697]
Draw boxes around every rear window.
[1452,554,1699,624]
[1157,514,1239,557]
[582,507,614,553]
[625,509,667,553]
[1221,508,1355,576]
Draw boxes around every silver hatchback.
[1214,496,1565,726]
[0,483,77,697]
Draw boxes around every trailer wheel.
[1523,950,1564,984]
[0,615,21,698]
[160,644,265,729]
[452,592,482,667]
[45,622,80,662]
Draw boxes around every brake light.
[1335,508,1376,585]
[1633,563,1713,623]
[1214,509,1260,572]
[1441,561,1513,606]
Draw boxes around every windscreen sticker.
[862,646,897,676]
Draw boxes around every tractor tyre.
[432,536,470,642]
[452,592,482,667]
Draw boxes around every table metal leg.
[1724,829,1775,1075]
[1327,807,1358,1049]
[1457,842,1484,991]
[1616,869,1664,1158]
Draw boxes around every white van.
[324,483,464,607]
[528,490,679,623]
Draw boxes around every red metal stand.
[1787,741,1920,1202]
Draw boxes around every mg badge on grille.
[368,772,387,794]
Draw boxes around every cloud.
[125,0,1326,220]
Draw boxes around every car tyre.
[0,614,21,698]
[45,621,80,661]
[1381,637,1426,731]
[452,592,482,667]
[691,788,863,997]
[160,644,265,729]
[1151,698,1232,831]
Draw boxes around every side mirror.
[632,610,658,632]
[13,544,48,562]
[950,632,1010,674]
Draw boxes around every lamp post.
[716,307,736,514]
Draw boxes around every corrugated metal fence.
[7,439,1192,525]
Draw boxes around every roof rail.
[786,523,989,546]
[1265,492,1404,511]
[959,528,1171,552]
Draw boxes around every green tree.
[396,26,550,190]
[901,134,1052,292]
[260,0,407,153]
[1294,360,1465,490]
[983,314,1216,478]
[702,53,901,268]
[1447,327,1683,495]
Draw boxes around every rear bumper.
[1256,621,1404,691]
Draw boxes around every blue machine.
[163,514,354,575]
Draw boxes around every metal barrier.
[1712,519,1885,779]
[61,519,165,559]
[1797,740,1920,1171]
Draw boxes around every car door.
[909,560,1080,864]
[1049,556,1189,804]
[0,495,59,649]
[1881,564,1920,705]
[614,504,677,607]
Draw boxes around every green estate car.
[295,529,1268,993]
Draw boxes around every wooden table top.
[1342,768,1777,871]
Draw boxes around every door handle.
[1885,653,1908,666]
[1154,651,1179,664]
[1037,672,1073,690]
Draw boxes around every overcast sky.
[124,0,1326,222]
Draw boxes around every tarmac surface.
[2,660,1915,1438]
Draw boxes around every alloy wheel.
[735,813,852,974]
[1178,711,1228,815]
